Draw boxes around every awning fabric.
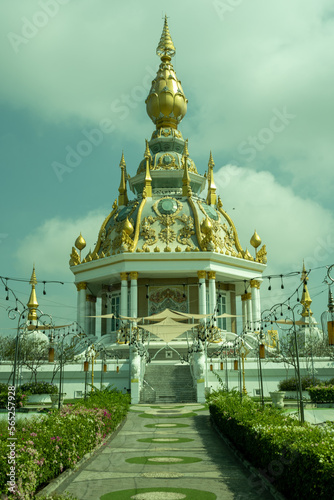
[141,317,199,342]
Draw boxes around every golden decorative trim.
[129,272,139,280]
[197,271,206,280]
[131,197,147,251]
[207,271,216,280]
[241,293,252,301]
[188,196,205,251]
[88,203,118,259]
[120,272,128,281]
[76,282,87,291]
[216,204,244,255]
[250,279,261,289]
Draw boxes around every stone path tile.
[52,404,277,500]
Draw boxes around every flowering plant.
[20,382,59,395]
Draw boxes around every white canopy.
[141,317,199,342]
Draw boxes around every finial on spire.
[27,266,39,321]
[182,140,191,197]
[300,262,313,317]
[206,151,217,206]
[144,140,152,197]
[118,151,128,206]
[156,14,176,60]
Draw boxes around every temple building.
[68,17,268,402]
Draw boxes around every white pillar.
[250,280,261,332]
[120,273,128,318]
[130,272,138,320]
[197,271,207,318]
[241,293,248,332]
[208,271,216,321]
[76,282,87,333]
[246,293,253,332]
[86,295,96,336]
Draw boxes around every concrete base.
[197,379,206,403]
[131,379,140,404]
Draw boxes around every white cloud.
[15,209,107,277]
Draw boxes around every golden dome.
[146,15,188,130]
[123,217,134,235]
[250,230,261,249]
[75,233,86,251]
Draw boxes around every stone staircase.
[140,363,197,403]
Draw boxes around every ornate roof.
[69,17,267,268]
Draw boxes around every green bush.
[0,384,29,408]
[207,390,334,499]
[0,386,130,499]
[307,385,334,403]
[278,375,321,391]
[20,382,58,394]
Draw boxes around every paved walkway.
[52,404,276,500]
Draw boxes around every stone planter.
[27,394,51,405]
[269,391,285,409]
[50,394,59,408]
[284,390,310,400]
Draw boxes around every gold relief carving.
[149,287,187,305]
[159,227,176,244]
[197,271,206,280]
[216,204,244,257]
[164,246,172,252]
[207,271,216,280]
[154,246,160,252]
[175,246,182,252]
[129,272,139,280]
[120,272,128,281]
[141,216,158,245]
[243,249,254,261]
[256,245,267,264]
[87,202,119,260]
[250,280,261,289]
[266,329,278,348]
[69,247,80,266]
[241,293,252,301]
[161,128,172,137]
[76,282,87,291]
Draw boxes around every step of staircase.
[140,364,197,404]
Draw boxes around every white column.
[86,295,96,336]
[208,271,216,322]
[130,272,138,320]
[246,293,253,332]
[241,293,248,333]
[197,271,207,317]
[250,280,261,332]
[120,273,128,318]
[76,282,87,333]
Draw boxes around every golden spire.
[75,233,86,251]
[144,140,152,197]
[301,261,313,317]
[206,151,217,206]
[146,16,187,130]
[27,266,39,321]
[118,151,128,206]
[156,14,176,60]
[182,140,191,196]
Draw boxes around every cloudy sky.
[0,0,333,335]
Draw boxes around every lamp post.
[266,302,305,424]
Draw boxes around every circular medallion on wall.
[202,203,219,221]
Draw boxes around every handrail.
[143,379,156,393]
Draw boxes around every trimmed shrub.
[278,375,321,391]
[208,390,334,500]
[307,385,334,403]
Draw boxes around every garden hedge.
[208,390,334,500]
[307,385,334,403]
[0,387,130,499]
